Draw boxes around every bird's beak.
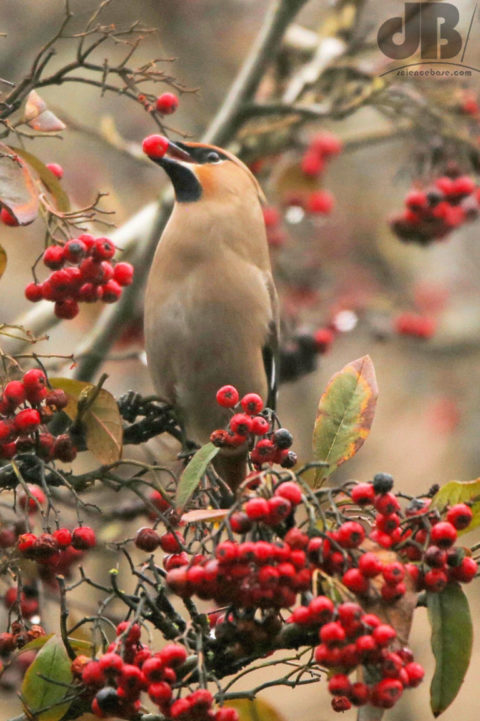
[161,140,192,164]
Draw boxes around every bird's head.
[148,139,265,205]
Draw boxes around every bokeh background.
[2,1,480,719]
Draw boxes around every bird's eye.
[206,151,221,163]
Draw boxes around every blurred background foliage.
[2,1,480,719]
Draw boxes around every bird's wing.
[262,272,280,411]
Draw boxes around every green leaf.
[427,584,473,716]
[0,243,6,280]
[176,442,219,510]
[431,479,480,534]
[21,635,73,721]
[50,378,123,464]
[225,698,286,721]
[312,355,378,487]
[0,140,39,225]
[13,146,70,213]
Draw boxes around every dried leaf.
[13,146,70,212]
[176,442,220,510]
[0,140,39,224]
[181,508,229,524]
[24,90,66,133]
[427,584,473,716]
[21,635,73,721]
[50,378,123,464]
[312,355,378,487]
[431,479,480,534]
[0,243,6,280]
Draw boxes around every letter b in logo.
[378,2,462,60]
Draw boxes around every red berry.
[155,93,179,114]
[229,511,252,534]
[358,551,383,578]
[99,652,124,674]
[374,492,400,515]
[342,568,369,595]
[149,489,171,512]
[216,385,239,408]
[55,299,79,319]
[263,206,280,227]
[92,237,115,261]
[53,528,72,548]
[430,521,457,548]
[82,660,105,687]
[142,657,165,683]
[1,207,18,226]
[3,380,26,409]
[14,408,41,433]
[240,393,264,415]
[373,624,396,646]
[135,527,160,552]
[216,541,239,564]
[19,486,47,513]
[328,673,351,696]
[450,555,478,582]
[159,643,187,668]
[142,134,170,159]
[148,680,173,705]
[351,482,375,505]
[101,280,122,303]
[306,190,334,214]
[113,262,134,286]
[446,503,473,530]
[424,568,448,592]
[371,678,403,708]
[46,163,64,179]
[382,561,405,586]
[230,413,252,435]
[266,495,292,524]
[250,415,270,435]
[301,151,324,176]
[404,661,425,687]
[22,369,47,393]
[43,245,65,269]
[245,497,270,521]
[310,132,342,157]
[25,283,43,302]
[309,595,334,623]
[405,189,427,209]
[216,708,239,721]
[337,521,365,549]
[72,526,96,550]
[53,433,77,462]
[320,621,346,646]
[313,327,334,353]
[159,531,184,553]
[274,481,302,506]
[18,532,37,554]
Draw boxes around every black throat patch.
[159,158,202,203]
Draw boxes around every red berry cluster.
[210,386,297,469]
[0,369,76,461]
[17,525,95,560]
[344,475,478,596]
[77,623,237,721]
[393,312,436,339]
[4,585,40,620]
[0,623,46,659]
[301,131,343,178]
[288,599,423,711]
[25,235,134,319]
[390,173,479,245]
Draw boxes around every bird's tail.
[213,449,247,494]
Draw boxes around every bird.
[144,139,279,491]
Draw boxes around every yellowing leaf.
[428,584,473,716]
[176,442,219,510]
[13,146,70,213]
[225,698,286,721]
[50,378,123,464]
[21,635,73,721]
[431,479,480,534]
[312,355,378,487]
[0,140,39,225]
[24,90,66,133]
